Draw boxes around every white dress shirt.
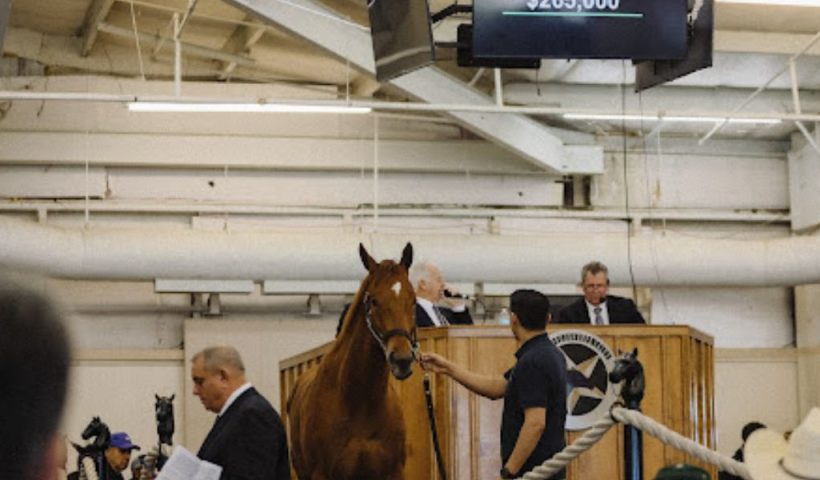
[417,297,445,326]
[585,300,610,325]
[219,381,253,417]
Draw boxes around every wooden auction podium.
[280,325,715,480]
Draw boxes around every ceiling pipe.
[0,216,817,287]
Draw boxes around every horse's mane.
[287,274,370,414]
[335,275,370,342]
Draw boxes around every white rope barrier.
[612,408,751,480]
[515,407,751,480]
[520,415,617,480]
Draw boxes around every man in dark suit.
[410,260,473,327]
[192,346,289,480]
[556,261,645,325]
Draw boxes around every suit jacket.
[555,295,645,325]
[415,302,473,328]
[198,387,289,480]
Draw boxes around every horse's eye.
[370,299,379,308]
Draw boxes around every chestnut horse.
[289,243,417,480]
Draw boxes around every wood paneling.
[280,325,715,479]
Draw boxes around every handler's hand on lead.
[420,352,449,374]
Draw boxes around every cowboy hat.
[745,407,820,480]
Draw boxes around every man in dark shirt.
[421,289,567,479]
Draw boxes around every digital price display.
[473,0,688,60]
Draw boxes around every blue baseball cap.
[110,432,140,451]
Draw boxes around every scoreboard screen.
[473,0,688,60]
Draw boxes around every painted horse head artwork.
[289,243,417,480]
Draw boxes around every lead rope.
[415,340,447,480]
[423,372,448,480]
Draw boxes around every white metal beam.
[224,0,602,175]
[80,0,115,56]
[218,18,266,80]
[97,23,257,67]
[0,132,542,173]
[700,30,820,145]
[715,30,820,57]
[3,27,231,78]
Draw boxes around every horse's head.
[609,348,645,407]
[359,242,417,380]
[155,394,175,416]
[80,416,102,440]
[81,416,111,450]
[155,394,175,445]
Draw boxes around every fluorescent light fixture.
[128,102,372,114]
[563,113,782,125]
[717,0,820,6]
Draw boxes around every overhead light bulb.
[128,102,372,114]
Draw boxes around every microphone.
[443,289,470,300]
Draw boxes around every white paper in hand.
[156,445,222,480]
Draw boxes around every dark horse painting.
[289,243,417,480]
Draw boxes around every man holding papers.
[191,346,289,480]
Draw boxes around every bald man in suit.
[410,261,473,327]
[192,346,289,480]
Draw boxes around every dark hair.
[741,421,766,442]
[0,279,70,480]
[510,289,550,331]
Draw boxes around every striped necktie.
[593,306,604,325]
[434,306,449,326]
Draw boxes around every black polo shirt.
[501,333,567,478]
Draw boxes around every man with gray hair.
[192,346,289,480]
[410,260,473,327]
[556,261,645,325]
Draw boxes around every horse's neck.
[328,305,390,406]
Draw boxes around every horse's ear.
[155,394,160,401]
[359,243,377,271]
[170,394,175,401]
[632,347,638,356]
[400,243,413,270]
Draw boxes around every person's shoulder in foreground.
[0,274,71,480]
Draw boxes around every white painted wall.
[714,352,800,456]
[651,287,793,348]
[594,149,788,211]
[789,130,820,231]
